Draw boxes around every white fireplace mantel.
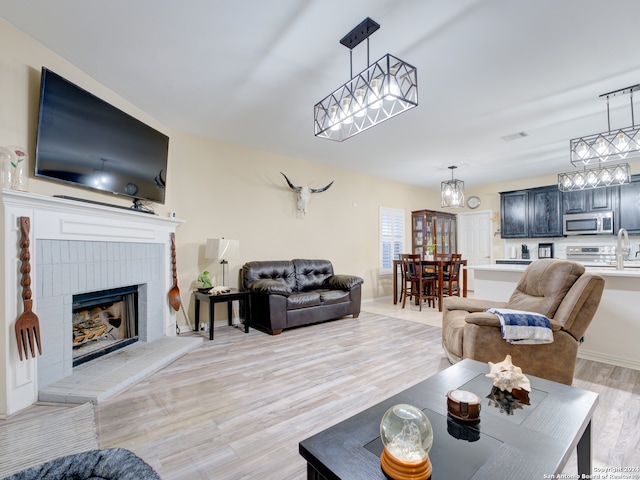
[1,189,183,417]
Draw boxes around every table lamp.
[205,238,239,286]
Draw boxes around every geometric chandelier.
[560,84,637,192]
[441,166,465,208]
[569,84,640,166]
[314,18,418,142]
[558,162,630,192]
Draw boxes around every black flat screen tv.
[35,67,169,206]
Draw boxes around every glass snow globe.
[380,404,433,480]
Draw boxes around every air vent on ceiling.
[501,132,529,142]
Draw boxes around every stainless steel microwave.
[563,211,614,235]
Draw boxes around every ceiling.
[3,0,640,190]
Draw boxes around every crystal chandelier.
[314,18,418,142]
[441,166,465,208]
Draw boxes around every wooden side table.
[193,288,251,340]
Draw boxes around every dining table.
[393,258,467,311]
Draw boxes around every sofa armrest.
[324,274,364,290]
[246,279,292,296]
[443,297,508,313]
[465,312,562,331]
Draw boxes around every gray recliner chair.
[442,259,605,385]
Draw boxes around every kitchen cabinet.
[617,174,640,233]
[500,185,562,238]
[500,190,528,238]
[562,187,613,214]
[411,209,457,257]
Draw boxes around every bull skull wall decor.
[280,172,334,216]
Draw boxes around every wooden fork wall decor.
[15,216,42,360]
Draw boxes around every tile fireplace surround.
[0,189,184,417]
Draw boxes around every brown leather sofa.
[240,259,363,335]
[442,259,605,385]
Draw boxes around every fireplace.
[0,189,184,417]
[72,286,139,367]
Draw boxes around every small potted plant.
[424,244,436,261]
[197,270,213,292]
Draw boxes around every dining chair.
[401,254,437,310]
[441,254,462,297]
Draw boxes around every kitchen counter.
[467,263,640,371]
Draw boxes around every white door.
[457,210,493,291]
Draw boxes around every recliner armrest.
[324,275,364,290]
[464,311,562,331]
[443,297,507,313]
[246,279,292,296]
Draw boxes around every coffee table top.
[299,359,598,480]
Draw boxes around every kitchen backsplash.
[503,234,640,260]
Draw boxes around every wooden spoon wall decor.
[15,216,42,360]
[168,232,181,311]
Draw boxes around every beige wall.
[0,19,443,328]
[4,18,638,328]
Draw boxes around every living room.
[1,2,640,479]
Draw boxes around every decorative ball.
[380,404,433,463]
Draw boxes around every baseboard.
[577,349,640,371]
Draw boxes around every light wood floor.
[6,299,640,479]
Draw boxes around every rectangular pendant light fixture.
[314,18,418,141]
[558,163,630,192]
[561,84,636,192]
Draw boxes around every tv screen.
[35,67,169,205]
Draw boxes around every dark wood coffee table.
[299,359,598,480]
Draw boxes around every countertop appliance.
[563,211,613,236]
[538,243,554,259]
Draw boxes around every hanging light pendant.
[560,84,636,192]
[569,84,640,166]
[558,163,630,192]
[441,166,465,208]
[314,18,418,142]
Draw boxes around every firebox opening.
[72,285,139,367]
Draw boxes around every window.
[380,207,404,275]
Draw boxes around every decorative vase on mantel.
[1,145,29,191]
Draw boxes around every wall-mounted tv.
[35,67,169,207]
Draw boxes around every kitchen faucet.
[616,228,630,269]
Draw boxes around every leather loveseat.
[240,259,364,335]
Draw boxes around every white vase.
[4,146,29,191]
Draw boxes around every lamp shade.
[205,238,240,261]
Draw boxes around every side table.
[193,288,251,340]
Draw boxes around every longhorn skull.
[280,172,334,215]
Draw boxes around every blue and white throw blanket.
[484,308,554,345]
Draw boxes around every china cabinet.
[411,209,457,257]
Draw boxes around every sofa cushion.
[293,259,334,291]
[287,291,321,310]
[318,289,350,305]
[241,261,296,291]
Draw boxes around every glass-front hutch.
[411,209,457,258]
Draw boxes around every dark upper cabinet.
[618,174,640,233]
[562,187,613,215]
[500,190,529,238]
[529,186,562,237]
[500,185,562,238]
